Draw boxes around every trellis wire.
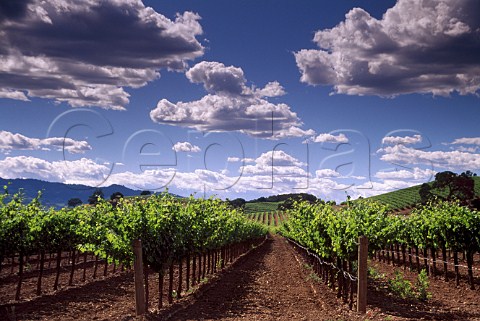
[285,237,358,282]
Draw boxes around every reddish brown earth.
[366,259,480,320]
[157,235,349,321]
[1,235,480,320]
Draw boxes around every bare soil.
[155,235,347,321]
[366,259,480,320]
[1,235,479,320]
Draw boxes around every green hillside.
[366,176,480,210]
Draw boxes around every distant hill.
[244,193,319,214]
[247,193,317,203]
[0,178,155,209]
[365,176,480,211]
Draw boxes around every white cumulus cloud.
[227,157,255,163]
[0,0,204,109]
[450,137,480,145]
[150,61,315,139]
[305,133,349,144]
[374,167,436,180]
[0,156,110,184]
[0,130,91,154]
[240,150,308,177]
[172,142,201,153]
[315,169,341,178]
[295,0,480,97]
[378,144,480,170]
[0,152,383,202]
[382,134,423,145]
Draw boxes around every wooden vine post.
[357,236,368,314]
[133,239,146,316]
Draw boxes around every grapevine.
[0,190,268,300]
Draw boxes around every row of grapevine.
[141,235,266,310]
[367,186,422,210]
[281,200,389,307]
[0,190,268,301]
[1,251,122,300]
[282,201,391,261]
[282,199,480,296]
[382,201,480,289]
[245,211,289,226]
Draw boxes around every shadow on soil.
[368,282,479,320]
[0,258,99,286]
[0,272,134,320]
[147,238,273,321]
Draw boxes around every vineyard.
[282,199,480,310]
[366,185,422,211]
[365,176,480,211]
[243,201,281,215]
[245,211,289,227]
[0,190,267,311]
[2,189,480,320]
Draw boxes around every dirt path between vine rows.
[152,235,357,321]
[5,234,479,320]
[2,234,365,321]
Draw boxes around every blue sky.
[0,0,479,202]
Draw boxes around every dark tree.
[278,194,320,210]
[433,171,475,203]
[471,198,480,211]
[67,198,83,207]
[278,199,295,210]
[421,171,476,205]
[249,193,318,203]
[456,173,475,200]
[88,188,104,205]
[227,198,246,209]
[433,171,457,197]
[463,170,477,177]
[419,183,434,204]
[110,192,124,200]
[140,190,151,196]
[109,192,124,208]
